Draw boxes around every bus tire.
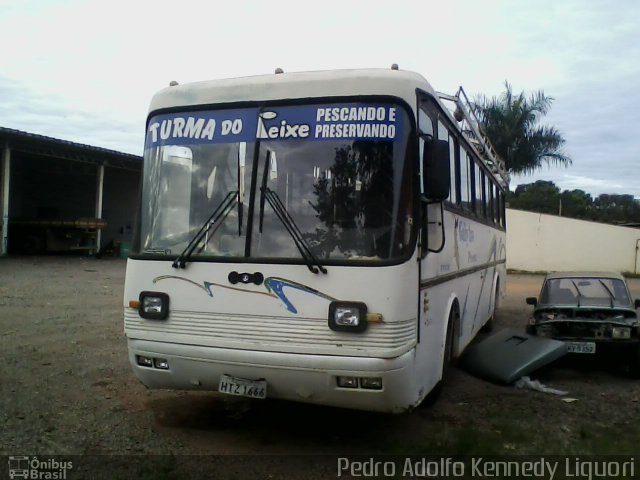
[421,306,457,407]
[443,308,456,367]
[481,281,500,333]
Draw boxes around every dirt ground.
[2,257,640,476]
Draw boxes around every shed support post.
[1,143,10,256]
[95,164,104,254]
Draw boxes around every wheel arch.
[445,294,461,359]
[492,271,501,313]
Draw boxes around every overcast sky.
[1,0,638,197]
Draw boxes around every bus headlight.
[139,291,170,320]
[328,302,368,332]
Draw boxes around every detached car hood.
[461,328,567,384]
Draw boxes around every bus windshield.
[138,102,415,263]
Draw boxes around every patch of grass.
[507,269,548,275]
[133,456,177,480]
[507,269,640,278]
[389,412,640,457]
[84,456,178,480]
[622,271,640,279]
[392,423,533,455]
[574,423,640,454]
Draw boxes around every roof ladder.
[437,87,510,188]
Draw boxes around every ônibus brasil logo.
[8,456,73,479]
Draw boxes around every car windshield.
[540,277,631,307]
[138,102,415,264]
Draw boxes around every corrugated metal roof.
[0,126,141,167]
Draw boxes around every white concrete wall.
[506,208,640,274]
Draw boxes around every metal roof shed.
[0,127,141,256]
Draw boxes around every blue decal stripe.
[146,103,404,148]
[153,275,336,315]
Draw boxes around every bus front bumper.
[127,339,420,413]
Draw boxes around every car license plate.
[218,374,267,399]
[566,342,596,354]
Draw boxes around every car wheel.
[628,347,640,379]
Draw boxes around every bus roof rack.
[437,87,510,188]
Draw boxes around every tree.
[508,180,560,214]
[560,189,593,218]
[508,181,640,225]
[592,194,640,224]
[474,82,571,175]
[307,141,395,258]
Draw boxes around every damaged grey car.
[526,272,640,376]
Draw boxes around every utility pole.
[558,197,562,216]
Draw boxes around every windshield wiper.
[597,279,616,307]
[172,190,238,269]
[256,150,326,275]
[570,280,583,308]
[261,186,327,275]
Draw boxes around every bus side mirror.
[422,138,450,201]
[635,298,640,309]
[526,297,538,306]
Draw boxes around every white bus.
[124,67,508,413]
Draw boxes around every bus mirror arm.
[421,196,446,253]
[424,200,445,253]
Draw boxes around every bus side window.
[484,172,492,221]
[418,107,434,192]
[489,182,495,224]
[459,148,472,211]
[438,120,457,204]
[473,162,483,217]
[471,162,477,215]
[449,136,458,204]
[492,183,499,224]
[418,108,434,136]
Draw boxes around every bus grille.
[124,309,416,358]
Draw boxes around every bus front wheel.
[481,281,500,333]
[421,306,457,407]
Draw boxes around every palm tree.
[474,82,571,175]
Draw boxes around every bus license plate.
[566,342,596,354]
[218,374,267,399]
